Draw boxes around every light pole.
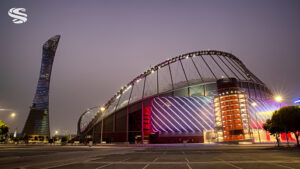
[54,130,59,143]
[275,96,283,109]
[10,112,16,118]
[100,106,105,144]
[10,112,16,140]
[274,95,289,145]
[251,102,261,143]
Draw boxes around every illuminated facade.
[22,35,60,142]
[214,78,252,142]
[78,50,280,144]
[294,98,300,104]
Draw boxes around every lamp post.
[10,112,16,118]
[54,130,58,143]
[251,102,261,143]
[100,106,105,144]
[275,96,283,108]
[274,95,289,145]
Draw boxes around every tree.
[0,120,9,143]
[23,135,29,144]
[277,106,300,147]
[61,135,70,145]
[263,111,284,147]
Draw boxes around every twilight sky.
[0,0,299,135]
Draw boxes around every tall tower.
[22,35,60,142]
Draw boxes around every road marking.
[143,163,150,169]
[271,163,295,169]
[214,157,242,169]
[95,163,112,169]
[143,156,160,169]
[121,158,130,162]
[153,157,159,162]
[186,163,192,169]
[224,162,242,169]
[185,157,190,163]
[28,157,86,169]
[95,158,130,169]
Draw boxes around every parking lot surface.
[0,144,299,169]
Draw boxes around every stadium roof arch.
[78,50,272,135]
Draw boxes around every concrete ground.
[0,144,299,169]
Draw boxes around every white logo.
[8,8,28,24]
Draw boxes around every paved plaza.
[0,144,299,169]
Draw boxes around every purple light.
[152,101,183,132]
[156,98,195,132]
[169,97,209,130]
[152,105,178,132]
[151,122,160,133]
[256,100,274,120]
[153,99,188,132]
[200,96,215,115]
[189,97,215,121]
[152,106,176,132]
[166,97,203,131]
[247,106,260,129]
[151,113,168,132]
[181,97,215,125]
[248,98,279,129]
[251,100,269,121]
[161,97,201,132]
[178,97,214,129]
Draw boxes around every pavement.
[0,144,300,169]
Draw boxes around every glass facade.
[22,35,60,140]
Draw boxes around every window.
[190,85,205,96]
[240,82,249,95]
[248,83,256,98]
[174,88,188,96]
[205,83,217,96]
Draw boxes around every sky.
[0,0,299,135]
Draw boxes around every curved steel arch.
[104,50,262,109]
[77,106,101,135]
[78,50,268,135]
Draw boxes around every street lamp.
[100,106,105,144]
[10,112,16,118]
[251,102,261,143]
[275,96,283,103]
[274,95,290,145]
[55,130,59,135]
[274,95,283,109]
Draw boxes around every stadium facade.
[22,35,60,142]
[78,50,284,144]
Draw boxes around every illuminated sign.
[294,98,300,104]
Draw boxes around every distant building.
[22,35,60,142]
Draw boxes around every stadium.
[77,50,281,144]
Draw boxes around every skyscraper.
[22,35,60,142]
